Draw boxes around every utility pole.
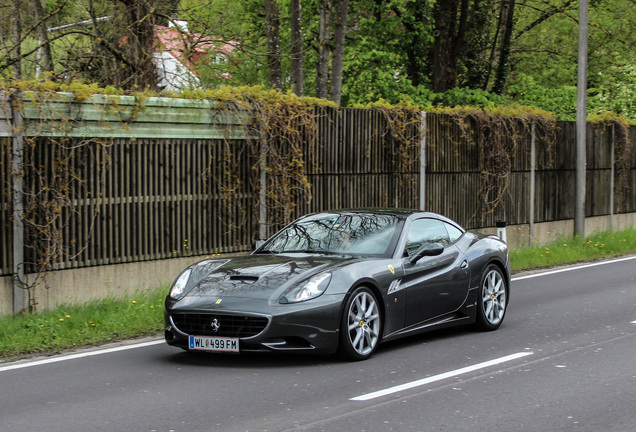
[575,0,588,237]
[10,94,25,314]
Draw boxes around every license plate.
[188,335,239,353]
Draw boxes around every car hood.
[182,254,349,300]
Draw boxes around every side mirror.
[409,242,444,264]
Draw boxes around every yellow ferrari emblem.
[388,264,395,275]
[215,299,222,304]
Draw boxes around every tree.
[316,0,332,99]
[10,0,22,78]
[461,0,493,89]
[491,0,516,94]
[264,0,282,90]
[431,0,469,93]
[114,0,160,91]
[290,0,304,96]
[393,0,431,88]
[329,0,349,105]
[33,0,53,76]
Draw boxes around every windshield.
[259,212,402,256]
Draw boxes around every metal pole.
[575,0,589,237]
[529,122,536,246]
[419,112,427,211]
[610,124,615,230]
[10,94,25,314]
[258,140,267,240]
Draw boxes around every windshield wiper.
[281,249,340,255]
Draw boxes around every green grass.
[1,228,635,360]
[510,228,636,271]
[0,288,167,359]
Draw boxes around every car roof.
[312,208,449,220]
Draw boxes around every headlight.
[280,272,332,304]
[169,268,192,300]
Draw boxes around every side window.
[405,218,451,257]
[444,222,464,243]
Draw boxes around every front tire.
[474,264,507,331]
[338,287,382,361]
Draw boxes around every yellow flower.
[65,315,71,318]
[59,318,64,322]
[132,300,137,304]
[563,244,568,247]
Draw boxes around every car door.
[401,218,470,327]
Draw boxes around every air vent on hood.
[229,274,259,282]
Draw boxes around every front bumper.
[164,294,344,355]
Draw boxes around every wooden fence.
[1,95,635,278]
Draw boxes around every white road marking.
[0,339,163,373]
[511,255,636,282]
[631,321,636,324]
[350,351,533,401]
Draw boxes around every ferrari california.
[164,209,510,360]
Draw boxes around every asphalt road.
[1,256,635,432]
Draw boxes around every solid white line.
[0,339,164,373]
[512,255,636,282]
[350,351,533,401]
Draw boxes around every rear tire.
[474,264,507,331]
[338,287,382,361]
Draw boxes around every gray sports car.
[164,209,510,360]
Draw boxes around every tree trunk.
[117,0,159,91]
[492,0,516,94]
[264,0,282,90]
[290,0,304,96]
[316,0,332,99]
[431,0,469,93]
[10,0,22,78]
[463,0,492,89]
[329,0,349,105]
[33,0,53,76]
[87,0,109,84]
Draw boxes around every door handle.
[460,260,468,269]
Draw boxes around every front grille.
[171,313,269,338]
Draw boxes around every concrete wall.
[479,213,636,250]
[0,254,242,316]
[2,213,635,316]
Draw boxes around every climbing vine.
[590,114,633,213]
[2,84,117,312]
[433,105,557,225]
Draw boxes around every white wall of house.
[153,50,201,92]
